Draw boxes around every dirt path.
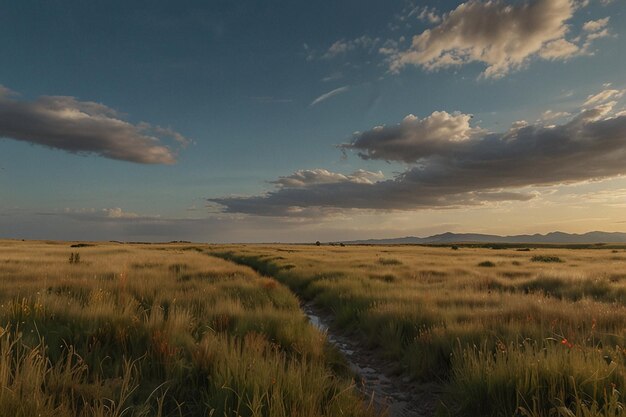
[210,253,443,416]
[302,302,443,417]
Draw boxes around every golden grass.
[212,244,626,416]
[0,240,375,417]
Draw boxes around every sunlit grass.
[0,240,375,417]
[212,244,626,416]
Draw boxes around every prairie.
[0,240,373,417]
[212,244,626,417]
[2,239,626,417]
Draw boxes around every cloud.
[583,17,610,32]
[310,86,350,106]
[0,86,189,164]
[389,0,583,78]
[0,85,14,98]
[210,177,535,217]
[340,111,484,162]
[538,38,580,60]
[414,6,441,24]
[585,28,611,42]
[584,89,624,106]
[61,207,153,221]
[581,16,612,45]
[270,169,384,188]
[321,36,380,60]
[211,102,626,216]
[540,110,571,120]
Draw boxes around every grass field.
[2,240,626,416]
[0,240,374,417]
[212,244,626,417]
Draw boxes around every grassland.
[0,240,375,417]
[212,244,626,417]
[3,240,626,417]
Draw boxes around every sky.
[1,0,626,243]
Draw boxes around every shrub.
[68,252,80,264]
[478,261,496,267]
[379,258,402,265]
[531,255,563,263]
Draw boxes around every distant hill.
[343,231,626,245]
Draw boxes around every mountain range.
[343,231,626,245]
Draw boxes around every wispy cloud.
[0,85,189,164]
[310,86,349,106]
[584,88,624,106]
[321,36,380,59]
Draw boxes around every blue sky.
[1,0,626,242]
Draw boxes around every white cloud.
[310,86,350,106]
[340,111,484,162]
[585,28,611,42]
[583,17,610,32]
[62,207,151,220]
[389,0,584,78]
[540,110,571,121]
[584,89,624,106]
[415,7,441,24]
[271,169,384,188]
[580,16,612,46]
[538,38,580,60]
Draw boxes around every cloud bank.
[0,86,189,164]
[211,100,626,216]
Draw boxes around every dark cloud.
[0,86,189,164]
[210,103,626,216]
[210,183,534,217]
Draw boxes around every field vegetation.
[213,244,626,417]
[0,240,374,417]
[3,239,626,416]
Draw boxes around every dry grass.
[212,244,626,416]
[0,240,375,417]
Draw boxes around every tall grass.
[212,244,626,416]
[0,240,376,417]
